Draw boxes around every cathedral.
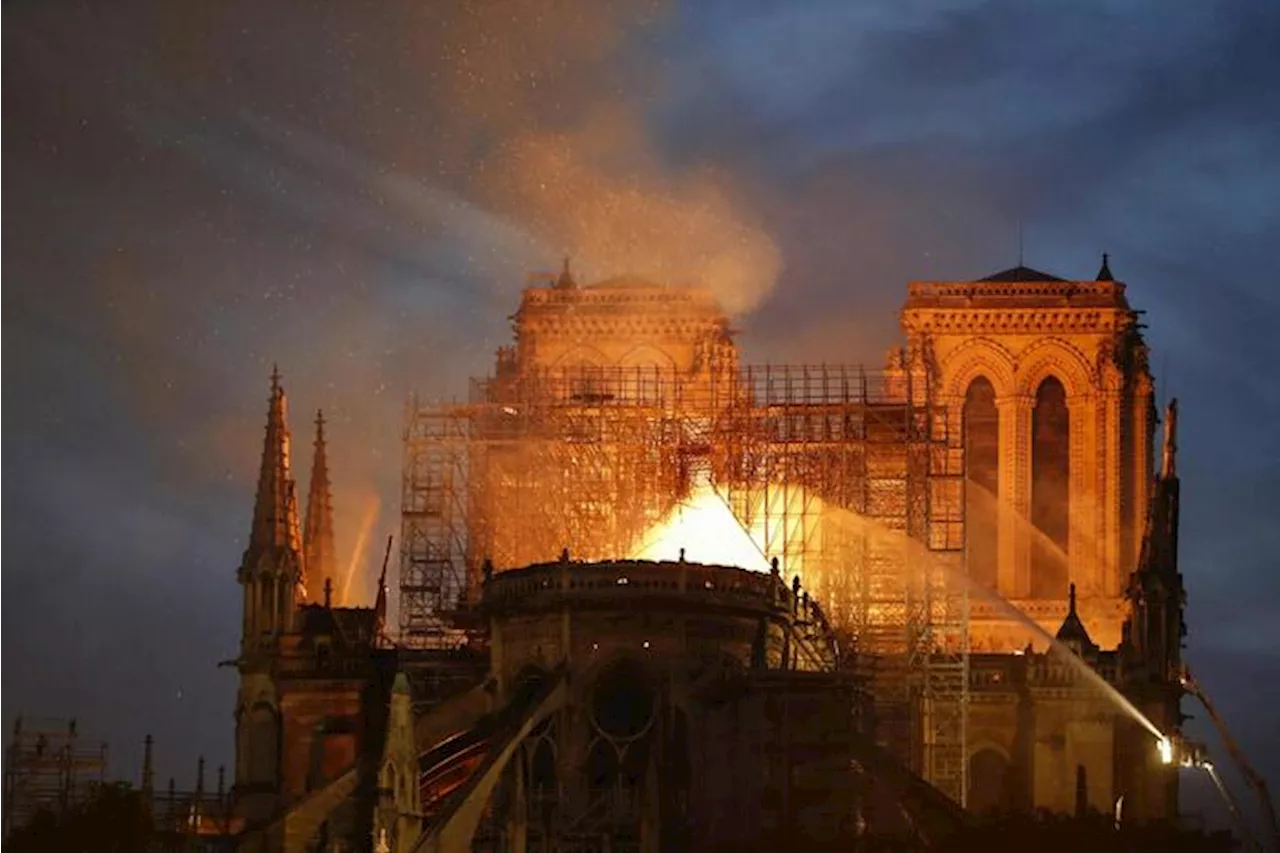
[225,259,1186,852]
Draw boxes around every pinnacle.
[304,407,337,601]
[244,368,303,570]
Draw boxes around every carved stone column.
[1067,395,1097,595]
[1129,373,1154,580]
[996,394,1032,598]
[1098,388,1123,599]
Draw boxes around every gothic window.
[963,377,999,590]
[968,748,1013,814]
[1031,377,1070,598]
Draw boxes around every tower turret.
[303,409,337,603]
[234,368,299,824]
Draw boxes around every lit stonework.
[900,261,1154,651]
[501,261,738,387]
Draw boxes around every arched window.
[963,377,999,589]
[1031,377,1070,598]
[968,748,1012,814]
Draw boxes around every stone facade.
[900,264,1154,652]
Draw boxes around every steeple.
[303,409,337,602]
[245,367,303,568]
[1096,252,1114,281]
[239,367,304,643]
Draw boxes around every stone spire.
[1096,251,1114,281]
[245,367,303,568]
[303,409,337,602]
[1055,582,1097,653]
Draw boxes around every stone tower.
[899,258,1154,651]
[234,368,304,823]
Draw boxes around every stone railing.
[481,559,791,617]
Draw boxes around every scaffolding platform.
[2,717,108,837]
[399,362,969,803]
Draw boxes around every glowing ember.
[631,484,770,572]
[1157,735,1174,765]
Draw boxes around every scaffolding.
[399,362,968,803]
[2,717,109,837]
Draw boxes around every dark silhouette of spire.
[141,734,154,799]
[375,535,393,631]
[245,367,302,567]
[555,256,577,289]
[303,409,337,601]
[1096,252,1114,281]
[1055,582,1096,652]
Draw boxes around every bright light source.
[1157,736,1174,765]
[631,480,773,572]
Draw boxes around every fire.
[630,481,771,573]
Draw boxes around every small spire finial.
[555,256,577,289]
[1096,252,1114,281]
[1068,582,1077,615]
[324,577,333,608]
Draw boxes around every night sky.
[5,0,1279,827]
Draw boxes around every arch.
[617,345,675,370]
[1031,376,1070,598]
[967,746,1013,814]
[529,736,556,793]
[616,345,674,405]
[940,337,1016,401]
[590,658,657,741]
[1014,338,1094,400]
[552,346,608,369]
[963,377,999,590]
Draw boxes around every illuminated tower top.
[506,263,735,377]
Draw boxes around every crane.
[1182,665,1280,852]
